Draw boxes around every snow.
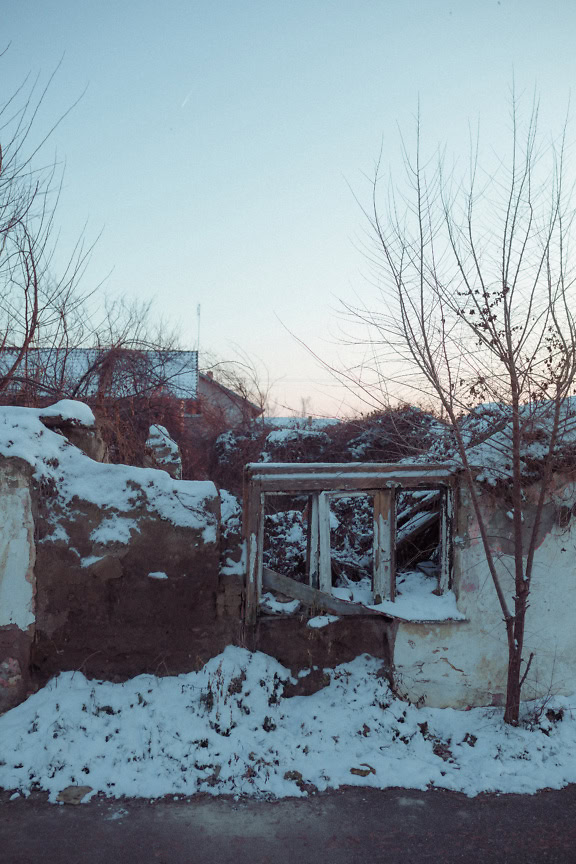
[332,574,466,622]
[221,557,244,576]
[1,647,574,802]
[91,516,139,545]
[80,555,105,569]
[446,398,576,484]
[265,429,302,445]
[147,571,168,580]
[219,489,241,527]
[39,400,95,427]
[145,425,181,467]
[0,404,217,543]
[264,417,339,428]
[261,593,300,615]
[307,615,340,628]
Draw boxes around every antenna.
[196,303,201,354]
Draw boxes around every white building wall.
[394,478,576,709]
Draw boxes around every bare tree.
[346,96,576,725]
[0,53,94,393]
[200,347,273,418]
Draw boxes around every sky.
[3,0,576,416]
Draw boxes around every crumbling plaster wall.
[0,401,240,709]
[394,476,576,709]
[31,485,236,685]
[0,459,36,712]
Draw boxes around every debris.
[56,785,93,805]
[350,764,376,777]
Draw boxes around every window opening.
[329,493,374,606]
[395,488,444,606]
[243,463,455,623]
[262,493,308,583]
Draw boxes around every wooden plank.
[317,491,332,593]
[246,461,458,477]
[262,566,394,618]
[257,476,453,494]
[439,489,453,594]
[396,509,439,547]
[244,462,460,495]
[373,490,395,603]
[243,479,263,626]
[396,490,440,527]
[306,493,320,589]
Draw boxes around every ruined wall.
[251,616,395,690]
[394,475,576,709]
[0,402,241,708]
[4,397,576,716]
[31,483,237,684]
[0,460,36,712]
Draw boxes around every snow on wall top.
[146,424,181,459]
[0,348,198,400]
[264,417,340,428]
[0,403,217,541]
[38,400,96,427]
[457,398,576,484]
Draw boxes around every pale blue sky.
[3,1,576,415]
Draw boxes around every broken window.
[243,463,455,623]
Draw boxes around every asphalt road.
[2,785,576,864]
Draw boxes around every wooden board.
[262,566,394,618]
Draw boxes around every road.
[2,785,576,863]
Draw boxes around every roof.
[0,348,199,400]
[199,372,263,417]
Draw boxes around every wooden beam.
[306,493,320,589]
[396,490,440,527]
[244,462,461,494]
[262,567,394,618]
[243,480,264,626]
[439,488,453,594]
[317,492,332,594]
[373,490,395,603]
[396,509,439,547]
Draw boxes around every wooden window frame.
[242,462,457,624]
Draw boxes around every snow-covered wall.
[394,477,576,709]
[0,402,233,700]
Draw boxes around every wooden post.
[307,493,320,589]
[438,487,452,594]
[243,477,264,626]
[318,491,332,594]
[373,489,395,603]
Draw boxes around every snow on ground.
[1,647,575,803]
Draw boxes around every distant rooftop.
[0,348,199,400]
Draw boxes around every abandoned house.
[1,398,576,716]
